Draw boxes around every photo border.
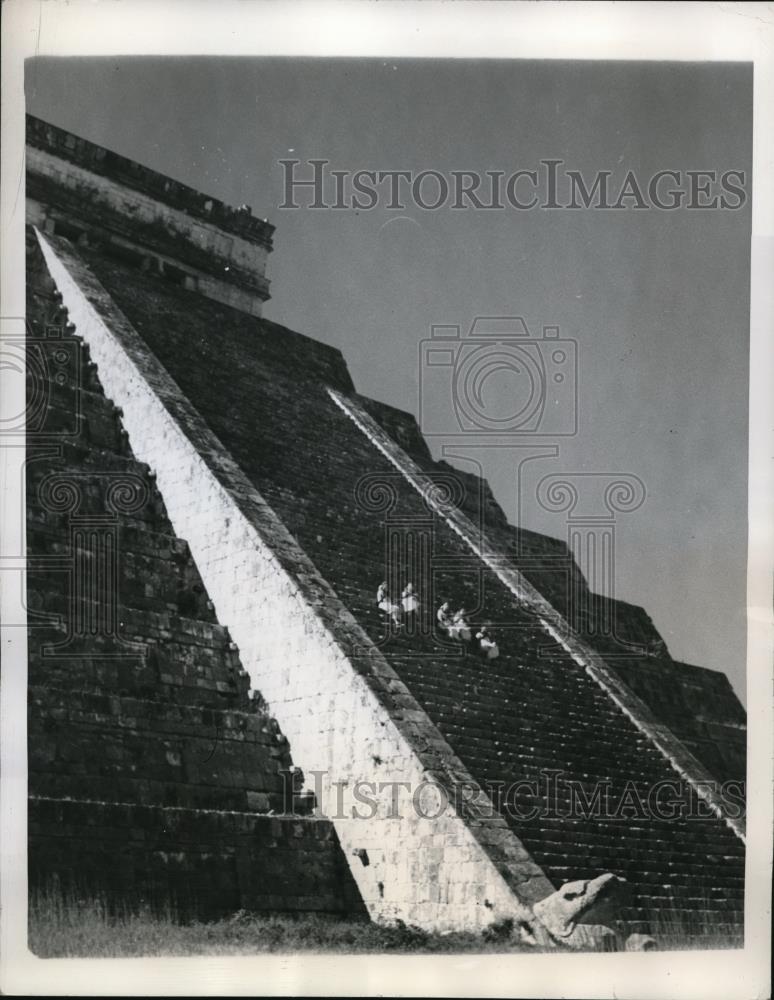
[1,2,771,997]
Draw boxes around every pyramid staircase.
[26,235,365,920]
[67,245,746,944]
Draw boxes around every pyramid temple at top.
[23,114,746,948]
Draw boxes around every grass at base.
[29,893,541,958]
[28,891,743,957]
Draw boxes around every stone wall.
[26,234,363,920]
[36,230,560,936]
[25,115,747,945]
[614,659,746,783]
[330,387,745,836]
[27,113,272,317]
[30,799,360,920]
[26,116,273,245]
[41,230,747,944]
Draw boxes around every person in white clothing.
[476,625,500,660]
[451,607,472,642]
[401,582,419,614]
[436,601,453,635]
[376,581,401,626]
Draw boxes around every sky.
[25,56,752,701]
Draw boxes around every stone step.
[28,375,132,455]
[27,580,214,627]
[28,514,192,560]
[28,682,276,733]
[26,600,234,651]
[27,629,253,710]
[28,796,364,921]
[26,439,157,481]
[28,770,291,816]
[26,460,169,528]
[97,254,743,935]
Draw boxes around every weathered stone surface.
[25,116,747,946]
[25,236,364,920]
[44,225,746,944]
[613,659,746,783]
[27,114,272,317]
[532,873,625,942]
[29,798,363,920]
[36,229,555,936]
